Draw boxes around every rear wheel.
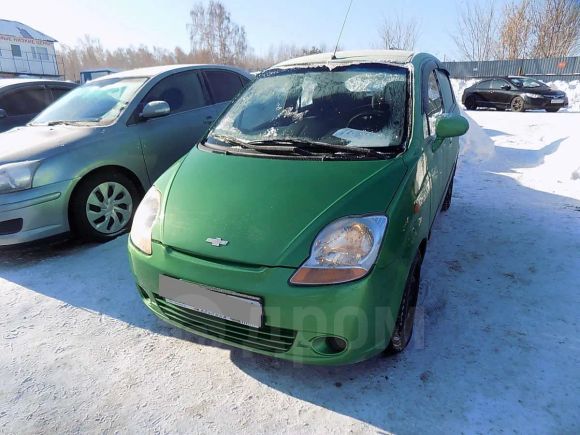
[464,96,476,110]
[69,171,140,242]
[385,251,423,355]
[546,107,560,113]
[510,96,525,112]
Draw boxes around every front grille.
[153,294,296,353]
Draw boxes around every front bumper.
[128,241,408,365]
[523,95,568,109]
[0,180,74,246]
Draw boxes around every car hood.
[522,87,566,97]
[161,147,407,268]
[0,125,97,164]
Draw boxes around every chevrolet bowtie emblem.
[206,237,229,247]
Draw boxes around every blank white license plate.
[158,275,263,328]
[551,98,564,103]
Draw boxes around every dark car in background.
[462,76,568,112]
[0,79,77,132]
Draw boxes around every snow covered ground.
[1,112,579,434]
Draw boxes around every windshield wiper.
[206,135,398,159]
[246,138,386,158]
[42,119,101,126]
[206,135,312,157]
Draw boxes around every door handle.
[203,116,214,125]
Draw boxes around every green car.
[128,50,468,365]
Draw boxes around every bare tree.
[378,15,419,50]
[453,1,499,61]
[498,0,533,59]
[187,1,248,65]
[530,0,580,57]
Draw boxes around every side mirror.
[140,101,170,120]
[501,84,511,90]
[0,108,7,119]
[435,114,469,138]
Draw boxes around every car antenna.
[331,0,354,60]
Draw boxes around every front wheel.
[69,171,140,242]
[510,96,525,112]
[385,251,423,355]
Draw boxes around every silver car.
[0,64,251,246]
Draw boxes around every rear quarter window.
[204,70,245,103]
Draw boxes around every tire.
[546,108,560,113]
[441,174,454,212]
[385,251,423,355]
[69,171,141,242]
[464,96,476,110]
[510,96,525,112]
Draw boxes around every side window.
[204,70,244,104]
[49,87,73,102]
[476,80,491,90]
[140,71,208,115]
[426,71,443,136]
[436,69,455,111]
[490,79,508,90]
[0,88,50,116]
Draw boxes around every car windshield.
[31,77,147,126]
[509,77,547,88]
[207,64,408,152]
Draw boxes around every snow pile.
[471,111,580,200]
[450,78,580,112]
[458,110,496,162]
[547,80,580,112]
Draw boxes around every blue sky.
[2,0,510,60]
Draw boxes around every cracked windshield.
[209,64,408,149]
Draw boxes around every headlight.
[130,187,161,255]
[290,215,388,285]
[523,93,543,99]
[0,160,40,194]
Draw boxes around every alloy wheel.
[511,97,524,112]
[85,182,133,234]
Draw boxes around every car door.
[0,86,51,132]
[423,69,447,222]
[202,69,249,120]
[130,70,213,182]
[436,69,460,179]
[473,80,492,107]
[488,79,511,107]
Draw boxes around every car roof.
[271,50,416,69]
[0,78,76,89]
[93,64,251,82]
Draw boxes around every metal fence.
[442,56,580,82]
